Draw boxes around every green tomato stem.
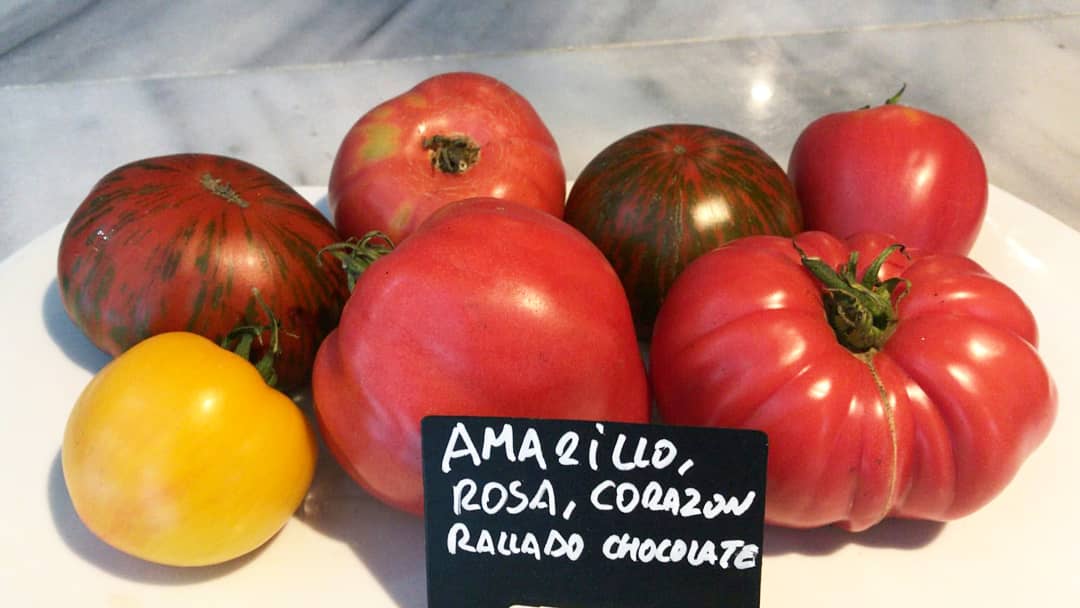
[795,242,910,353]
[220,287,282,387]
[858,83,908,110]
[318,231,395,292]
[884,83,908,105]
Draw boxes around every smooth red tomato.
[788,92,988,255]
[650,231,1056,531]
[313,198,649,515]
[328,72,566,243]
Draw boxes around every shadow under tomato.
[764,516,946,557]
[294,447,946,606]
[292,386,944,605]
[47,450,267,584]
[291,393,427,608]
[41,278,111,373]
[312,193,332,223]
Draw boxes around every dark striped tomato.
[57,154,350,392]
[565,124,802,339]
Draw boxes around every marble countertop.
[2,0,1078,261]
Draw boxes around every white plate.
[1,186,1077,606]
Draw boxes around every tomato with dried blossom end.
[788,87,988,255]
[328,72,566,243]
[313,198,649,515]
[650,231,1056,531]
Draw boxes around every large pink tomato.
[651,231,1056,531]
[328,72,566,243]
[313,198,650,515]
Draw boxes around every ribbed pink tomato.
[651,231,1056,531]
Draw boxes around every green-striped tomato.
[565,124,802,339]
[57,154,351,392]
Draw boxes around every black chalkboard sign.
[421,416,768,608]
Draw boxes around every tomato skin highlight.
[650,232,1056,531]
[61,332,318,567]
[329,72,566,243]
[57,153,350,392]
[789,103,988,256]
[313,198,650,515]
[565,124,802,338]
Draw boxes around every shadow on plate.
[41,278,111,373]
[312,192,332,223]
[47,450,264,584]
[296,451,428,608]
[764,516,946,557]
[293,406,944,607]
[292,389,427,607]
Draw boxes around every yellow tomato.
[62,332,318,567]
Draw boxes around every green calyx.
[220,287,282,387]
[884,83,907,105]
[796,242,910,353]
[859,83,907,110]
[318,231,395,292]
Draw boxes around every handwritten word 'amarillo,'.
[439,422,683,474]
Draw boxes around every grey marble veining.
[2,0,1078,85]
[1,1,1079,261]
